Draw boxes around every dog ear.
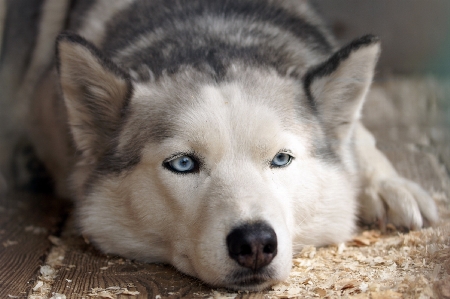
[303,35,380,139]
[56,32,132,159]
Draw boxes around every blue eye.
[271,152,293,167]
[165,155,198,173]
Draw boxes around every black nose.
[226,221,278,271]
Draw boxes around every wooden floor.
[1,76,449,299]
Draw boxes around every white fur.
[76,67,358,290]
[355,124,439,229]
[20,1,439,291]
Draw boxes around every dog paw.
[359,176,439,230]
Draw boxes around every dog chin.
[223,268,281,291]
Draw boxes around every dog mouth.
[226,269,278,290]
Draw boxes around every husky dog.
[0,0,439,291]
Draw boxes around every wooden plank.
[0,191,67,299]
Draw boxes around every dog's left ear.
[304,35,380,137]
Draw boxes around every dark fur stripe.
[85,0,334,80]
[65,0,96,30]
[94,109,176,175]
[95,143,141,174]
[120,40,298,81]
[103,0,332,54]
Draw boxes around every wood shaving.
[27,266,57,298]
[347,230,381,247]
[28,243,67,299]
[82,234,91,244]
[25,225,48,234]
[211,291,238,299]
[48,235,63,246]
[333,279,359,291]
[97,291,114,299]
[40,265,57,280]
[46,242,66,267]
[32,281,44,292]
[371,290,403,299]
[2,240,18,247]
[87,286,140,298]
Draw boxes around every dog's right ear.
[56,32,132,159]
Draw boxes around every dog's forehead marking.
[168,80,309,162]
[115,67,315,174]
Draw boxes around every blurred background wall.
[312,0,450,76]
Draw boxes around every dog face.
[57,33,379,290]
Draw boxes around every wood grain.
[0,192,67,298]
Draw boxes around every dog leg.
[354,122,439,230]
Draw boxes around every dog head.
[56,33,379,290]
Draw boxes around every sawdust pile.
[211,225,449,299]
[28,236,66,299]
[267,224,449,298]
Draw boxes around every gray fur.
[1,0,439,291]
